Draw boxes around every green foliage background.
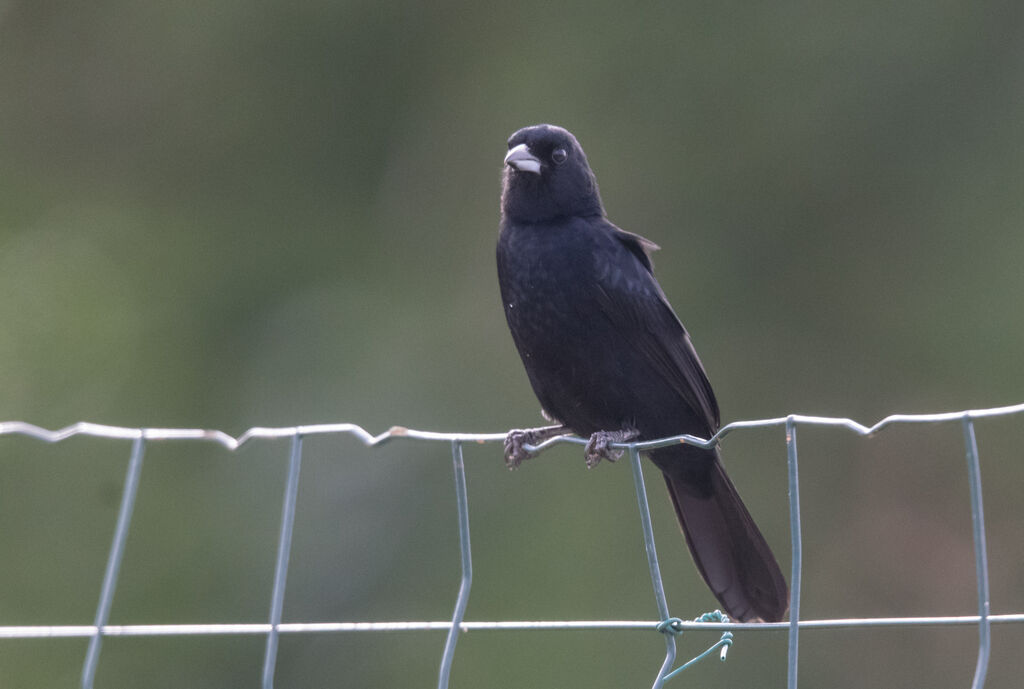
[1,1,1023,686]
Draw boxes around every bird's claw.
[503,424,567,470]
[584,429,639,469]
[504,430,537,470]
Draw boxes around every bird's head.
[501,124,604,224]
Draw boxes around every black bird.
[496,124,788,622]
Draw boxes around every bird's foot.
[503,431,535,469]
[584,428,639,468]
[503,424,567,470]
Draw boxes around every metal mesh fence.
[2,403,1023,688]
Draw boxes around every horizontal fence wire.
[3,614,1024,638]
[2,401,1024,689]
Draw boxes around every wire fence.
[2,402,1023,688]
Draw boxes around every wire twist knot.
[659,610,735,682]
[656,617,685,636]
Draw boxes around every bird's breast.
[498,221,639,432]
[498,225,601,335]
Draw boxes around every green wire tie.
[656,610,734,681]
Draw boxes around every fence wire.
[2,401,1024,688]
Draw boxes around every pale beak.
[504,143,542,174]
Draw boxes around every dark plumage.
[496,124,788,622]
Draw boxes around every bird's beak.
[504,143,542,174]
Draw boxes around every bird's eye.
[551,148,568,164]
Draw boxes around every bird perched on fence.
[496,124,788,623]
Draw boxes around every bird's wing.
[593,223,721,430]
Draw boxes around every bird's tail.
[649,445,789,622]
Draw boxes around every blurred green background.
[2,1,1023,686]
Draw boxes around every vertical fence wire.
[627,445,677,689]
[785,417,802,689]
[961,417,991,689]
[261,433,304,689]
[438,440,473,689]
[81,435,146,689]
